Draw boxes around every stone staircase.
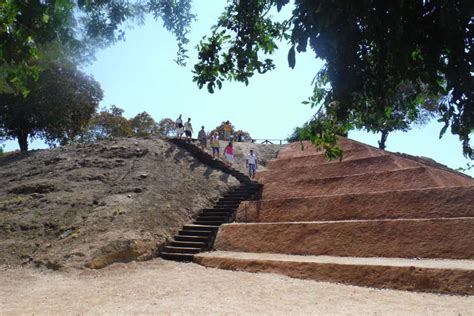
[161,139,262,261]
[193,138,474,295]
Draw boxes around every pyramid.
[194,138,474,295]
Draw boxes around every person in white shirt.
[246,149,258,179]
[183,118,193,143]
[175,114,183,139]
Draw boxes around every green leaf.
[288,46,296,69]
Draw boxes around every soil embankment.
[0,137,239,269]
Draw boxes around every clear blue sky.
[3,1,472,176]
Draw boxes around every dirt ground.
[0,137,239,269]
[1,259,472,315]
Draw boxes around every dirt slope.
[0,137,239,270]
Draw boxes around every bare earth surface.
[1,259,473,315]
[0,137,239,269]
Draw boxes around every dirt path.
[1,259,472,315]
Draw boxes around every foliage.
[351,81,441,150]
[287,112,350,160]
[157,118,176,137]
[193,0,473,158]
[79,106,164,141]
[129,112,159,137]
[80,106,132,142]
[1,0,195,94]
[209,121,252,142]
[0,64,103,151]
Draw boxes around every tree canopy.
[193,0,473,158]
[79,105,166,142]
[0,64,103,151]
[0,0,194,95]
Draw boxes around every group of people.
[175,115,258,178]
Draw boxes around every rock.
[138,174,148,179]
[133,188,143,193]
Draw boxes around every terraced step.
[194,251,474,295]
[215,218,474,259]
[257,155,419,183]
[201,208,234,214]
[236,186,474,222]
[265,147,385,170]
[161,252,194,262]
[261,167,473,199]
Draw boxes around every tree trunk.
[378,130,389,150]
[17,132,29,152]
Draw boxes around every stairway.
[193,138,474,295]
[161,139,262,262]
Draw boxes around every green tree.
[1,0,194,94]
[129,112,159,137]
[210,121,252,142]
[157,118,176,137]
[193,0,473,158]
[80,107,165,141]
[80,105,132,142]
[0,64,103,151]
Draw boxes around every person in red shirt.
[224,142,234,166]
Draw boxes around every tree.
[1,0,194,94]
[80,105,132,142]
[80,106,165,141]
[0,64,103,151]
[210,121,252,142]
[129,112,159,137]
[157,118,176,137]
[352,82,440,150]
[193,1,473,158]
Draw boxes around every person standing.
[183,118,193,143]
[223,120,232,141]
[198,126,207,149]
[246,149,258,179]
[224,142,234,166]
[211,132,220,158]
[175,114,183,139]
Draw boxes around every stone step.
[214,218,474,259]
[182,224,219,232]
[179,229,214,237]
[174,235,211,243]
[198,212,233,218]
[261,167,473,199]
[194,220,225,226]
[201,208,234,214]
[161,252,194,262]
[193,251,474,295]
[214,205,240,210]
[170,241,208,249]
[196,215,228,221]
[236,186,474,222]
[219,197,246,202]
[163,246,202,254]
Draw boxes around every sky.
[2,1,472,176]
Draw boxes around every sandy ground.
[1,259,472,315]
